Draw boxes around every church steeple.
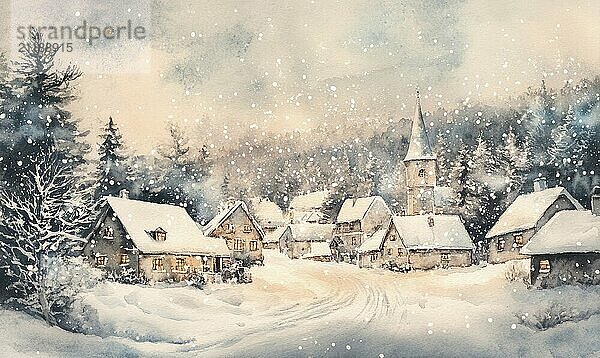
[404,90,435,162]
[403,90,437,215]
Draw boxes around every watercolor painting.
[0,0,599,357]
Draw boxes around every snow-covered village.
[0,1,599,357]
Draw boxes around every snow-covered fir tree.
[95,117,131,199]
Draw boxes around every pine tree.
[95,117,131,198]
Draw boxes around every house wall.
[531,253,600,288]
[210,205,264,264]
[278,227,293,254]
[358,251,383,269]
[487,228,535,264]
[405,159,436,215]
[332,220,362,262]
[138,254,229,282]
[380,223,410,269]
[362,199,392,235]
[409,249,472,270]
[83,208,140,274]
[487,195,578,264]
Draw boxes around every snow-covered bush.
[221,262,252,284]
[184,272,206,289]
[105,267,148,285]
[517,302,598,331]
[504,263,530,284]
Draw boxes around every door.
[214,257,222,273]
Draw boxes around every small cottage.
[301,242,334,262]
[331,196,391,263]
[359,215,473,271]
[249,197,286,234]
[263,226,287,250]
[522,188,600,287]
[278,223,334,259]
[84,193,231,283]
[204,200,265,266]
[485,180,583,264]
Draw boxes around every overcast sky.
[2,0,599,152]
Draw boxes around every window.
[225,223,235,233]
[387,248,393,256]
[514,234,524,247]
[497,239,505,252]
[103,227,114,240]
[441,253,450,261]
[370,253,378,261]
[390,235,396,241]
[95,255,107,267]
[428,217,435,227]
[120,254,130,265]
[418,168,426,178]
[397,248,403,256]
[153,229,166,241]
[233,238,244,251]
[250,240,259,251]
[152,258,164,271]
[539,260,551,273]
[243,225,252,233]
[174,257,186,272]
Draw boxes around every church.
[357,92,474,270]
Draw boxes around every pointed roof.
[203,201,265,239]
[391,215,474,250]
[336,196,390,224]
[404,91,436,162]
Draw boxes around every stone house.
[83,193,231,283]
[278,223,334,259]
[522,189,600,287]
[358,215,473,270]
[204,200,265,265]
[331,196,391,263]
[485,180,583,264]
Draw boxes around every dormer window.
[152,227,167,241]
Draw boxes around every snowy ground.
[2,250,600,357]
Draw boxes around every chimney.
[533,177,547,192]
[119,189,129,199]
[592,186,600,216]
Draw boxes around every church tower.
[404,91,437,215]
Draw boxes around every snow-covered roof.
[250,198,286,227]
[203,201,265,239]
[391,215,474,250]
[104,197,229,256]
[404,92,436,162]
[293,211,328,223]
[287,223,334,242]
[336,196,389,223]
[521,211,600,255]
[264,226,287,244]
[289,190,329,211]
[302,242,332,258]
[357,228,387,253]
[486,187,583,239]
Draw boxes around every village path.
[69,251,600,357]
